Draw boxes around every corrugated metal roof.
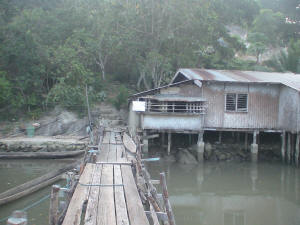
[173,68,300,92]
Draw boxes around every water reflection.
[146,161,300,225]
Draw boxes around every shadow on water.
[146,160,300,225]
[0,159,71,225]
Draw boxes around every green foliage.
[112,86,130,111]
[0,0,299,120]
[264,40,300,73]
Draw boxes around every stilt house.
[128,68,300,163]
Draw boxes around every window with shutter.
[225,93,248,112]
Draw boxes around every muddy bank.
[150,142,281,164]
[0,136,87,152]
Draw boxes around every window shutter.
[226,93,236,111]
[237,94,248,112]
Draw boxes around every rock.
[164,154,176,162]
[176,149,198,165]
[204,143,212,159]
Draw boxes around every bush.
[112,86,130,110]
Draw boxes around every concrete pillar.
[296,133,300,166]
[197,131,205,162]
[281,131,286,162]
[251,131,259,162]
[287,132,291,164]
[142,131,149,153]
[167,132,171,155]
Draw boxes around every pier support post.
[167,132,171,155]
[161,132,165,146]
[251,131,259,162]
[287,133,291,164]
[142,131,149,153]
[281,131,286,162]
[296,133,300,166]
[218,131,222,143]
[197,131,205,162]
[49,185,60,225]
[244,132,248,151]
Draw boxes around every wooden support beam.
[142,134,159,140]
[49,185,60,225]
[281,132,286,163]
[245,132,248,150]
[287,133,291,164]
[296,133,300,166]
[167,133,171,155]
[218,131,222,143]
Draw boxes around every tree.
[247,32,269,64]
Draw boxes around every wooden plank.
[110,131,116,144]
[121,165,150,225]
[97,143,109,161]
[114,165,130,225]
[62,163,95,225]
[102,131,111,144]
[97,164,116,225]
[84,164,102,225]
[149,202,160,225]
[116,145,126,163]
[123,133,137,154]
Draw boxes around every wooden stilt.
[296,133,300,166]
[236,132,240,143]
[167,133,171,155]
[245,132,248,150]
[188,134,192,145]
[281,131,286,162]
[287,133,291,164]
[218,131,222,143]
[161,133,165,146]
[49,185,60,225]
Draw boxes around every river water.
[0,159,299,225]
[146,160,300,225]
[0,159,70,225]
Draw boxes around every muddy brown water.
[0,158,299,225]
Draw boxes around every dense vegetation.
[0,0,299,119]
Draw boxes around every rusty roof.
[173,68,300,92]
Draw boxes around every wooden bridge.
[60,129,175,225]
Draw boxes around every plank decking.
[62,130,149,225]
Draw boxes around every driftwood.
[0,161,79,206]
[0,150,85,159]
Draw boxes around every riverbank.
[0,136,87,152]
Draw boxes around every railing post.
[49,185,60,225]
[160,172,176,225]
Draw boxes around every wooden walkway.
[62,130,150,225]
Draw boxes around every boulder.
[204,143,213,159]
[176,149,198,165]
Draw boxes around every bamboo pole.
[160,172,176,225]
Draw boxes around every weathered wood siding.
[203,82,280,130]
[142,114,203,131]
[278,86,300,132]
